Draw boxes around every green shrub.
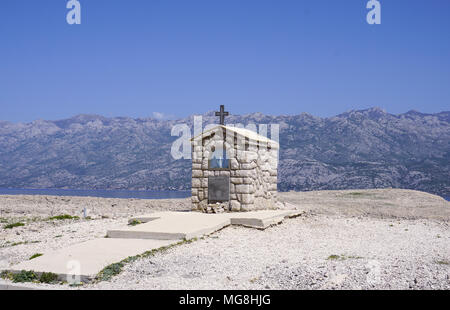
[47,214,80,221]
[436,260,449,265]
[39,272,59,283]
[98,262,124,281]
[2,270,59,284]
[29,253,43,260]
[0,270,12,280]
[12,270,37,283]
[345,192,373,198]
[3,222,25,229]
[327,254,362,261]
[1,240,40,248]
[128,220,142,226]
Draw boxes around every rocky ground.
[0,196,190,267]
[0,189,449,290]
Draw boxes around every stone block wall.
[191,128,278,213]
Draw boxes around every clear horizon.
[1,106,448,124]
[1,1,449,123]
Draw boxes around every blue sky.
[0,0,449,122]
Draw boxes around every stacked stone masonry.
[191,126,279,213]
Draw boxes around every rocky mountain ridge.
[0,108,448,196]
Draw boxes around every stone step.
[226,210,303,229]
[108,212,231,240]
[122,210,303,233]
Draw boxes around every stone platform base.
[123,209,303,233]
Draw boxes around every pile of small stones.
[204,202,228,214]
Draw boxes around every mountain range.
[0,108,448,197]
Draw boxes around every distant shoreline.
[0,188,190,200]
[0,188,448,202]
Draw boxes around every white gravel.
[0,218,127,268]
[0,195,190,270]
[91,214,450,290]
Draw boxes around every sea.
[0,188,190,199]
[0,188,448,201]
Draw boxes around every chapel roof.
[191,125,279,149]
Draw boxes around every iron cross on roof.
[215,105,229,125]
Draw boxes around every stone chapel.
[191,106,279,213]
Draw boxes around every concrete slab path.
[4,210,302,284]
[7,238,176,282]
